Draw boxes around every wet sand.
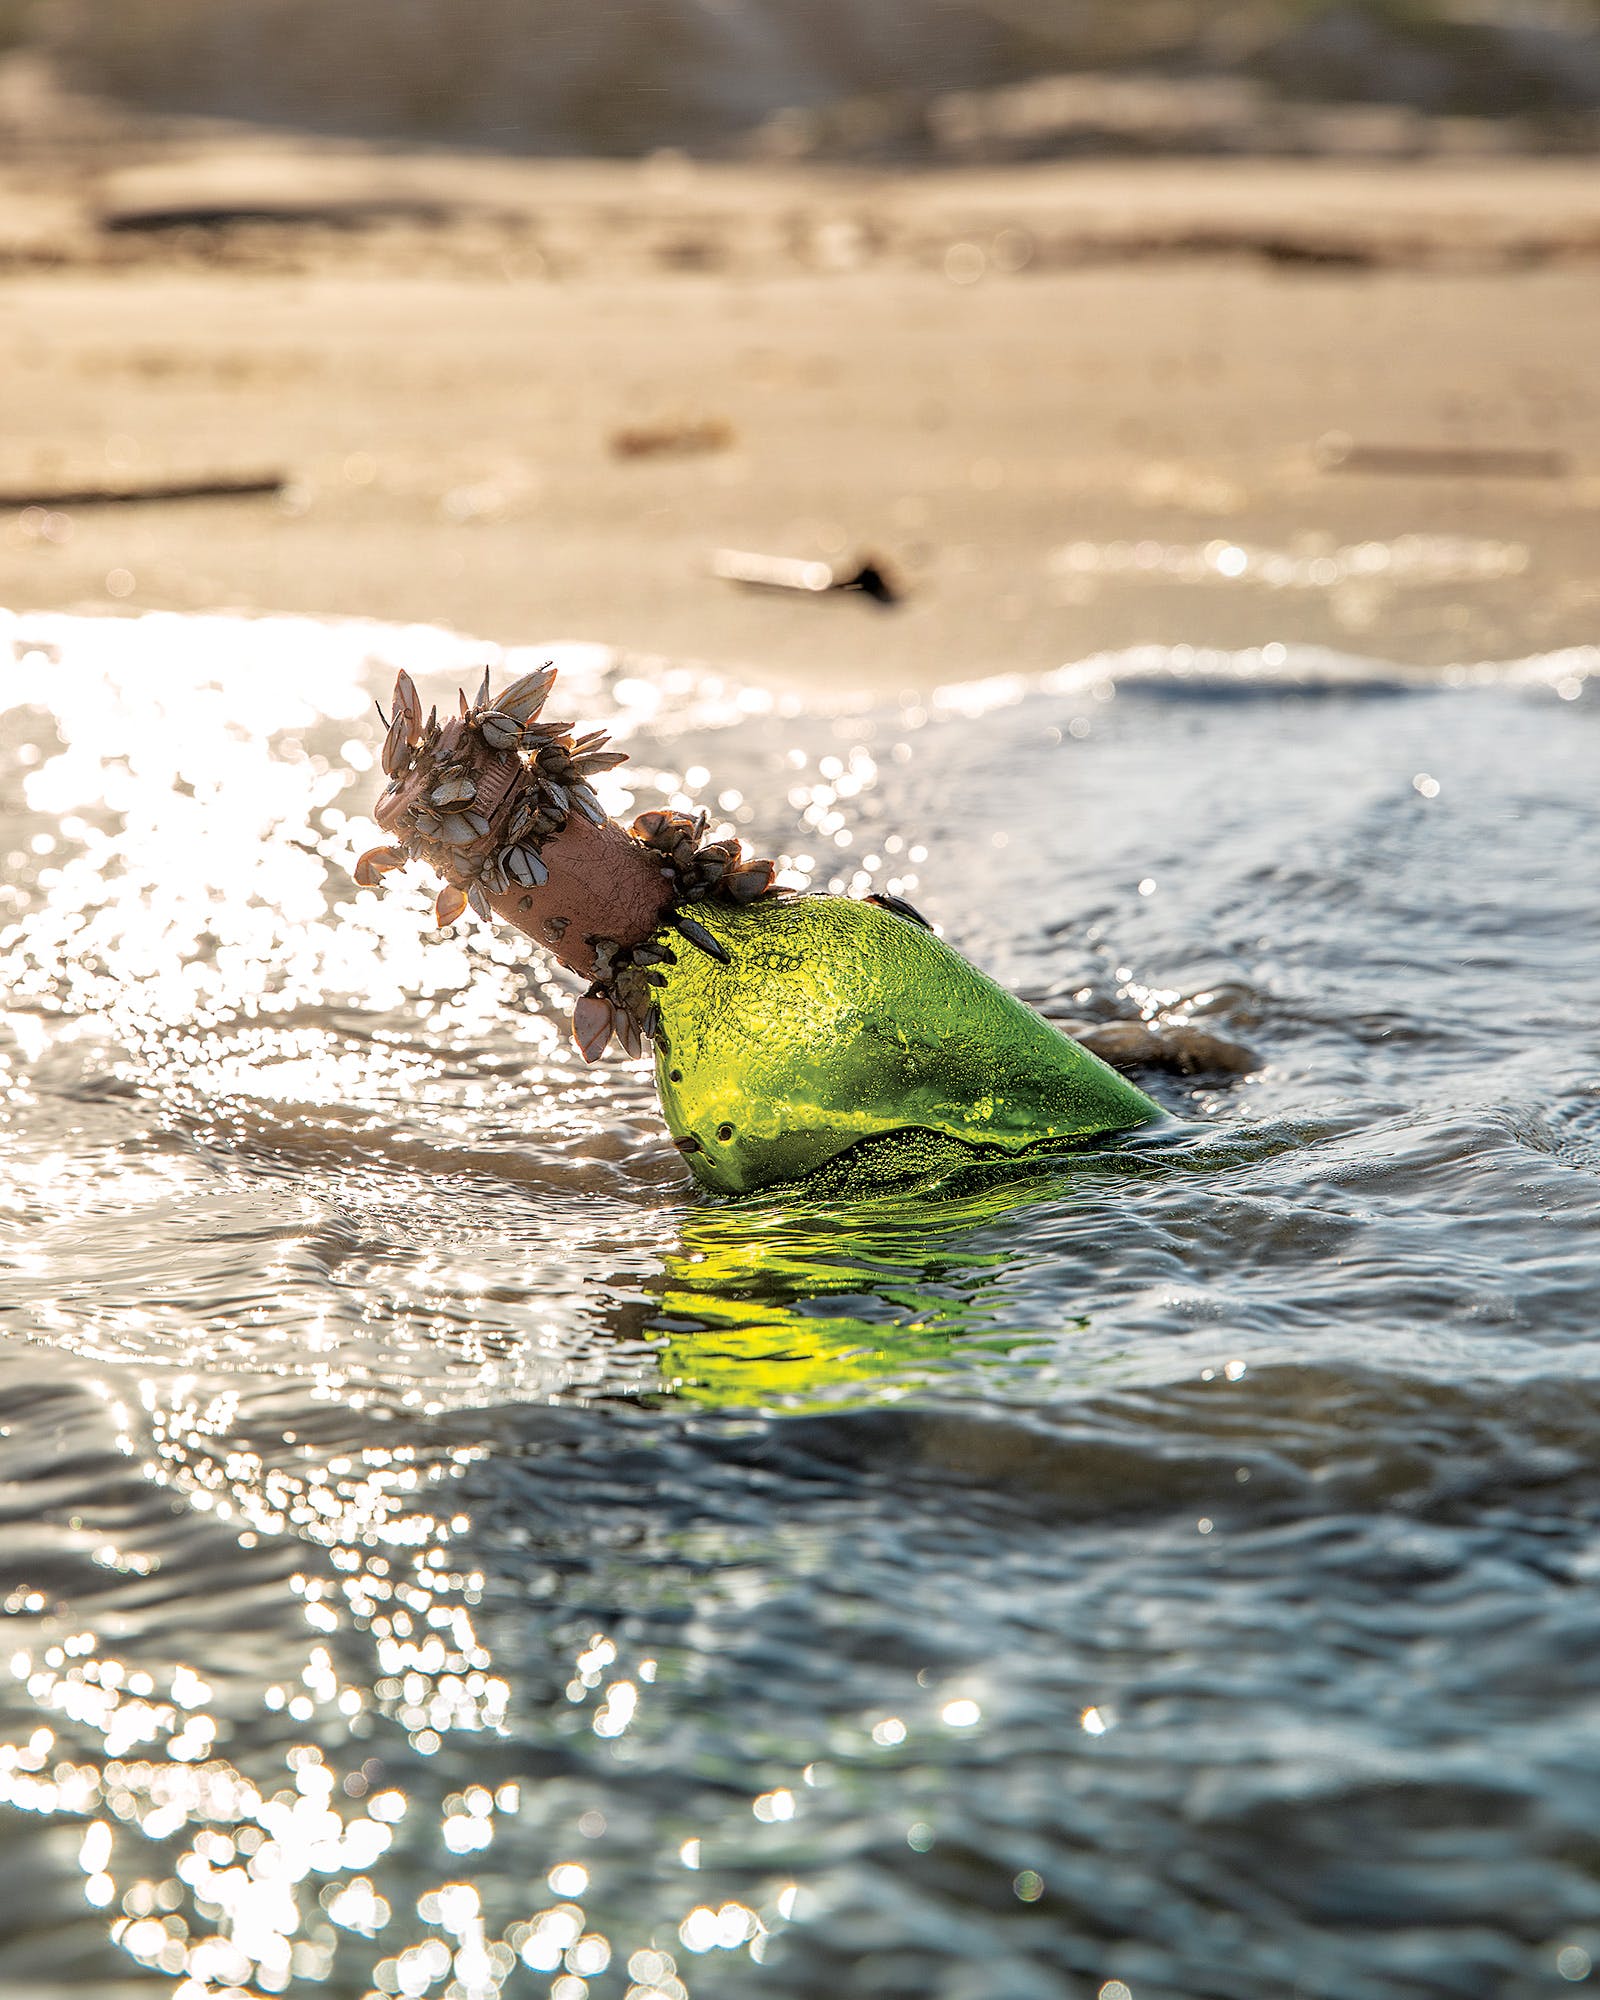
[3,137,1599,691]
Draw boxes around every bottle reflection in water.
[653,1151,1096,1408]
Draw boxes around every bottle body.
[653,896,1159,1195]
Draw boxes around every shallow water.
[1,609,1597,2000]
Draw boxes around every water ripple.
[1,612,1598,1998]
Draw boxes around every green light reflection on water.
[653,1155,1094,1412]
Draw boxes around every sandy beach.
[4,134,1599,691]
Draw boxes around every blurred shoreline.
[19,1,1600,157]
[2,84,1598,690]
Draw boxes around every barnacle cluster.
[570,936,675,1062]
[358,664,621,915]
[355,666,780,1063]
[629,809,776,907]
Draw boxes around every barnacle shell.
[497,666,557,722]
[354,844,407,888]
[727,860,776,902]
[505,845,549,888]
[381,710,413,777]
[393,669,423,739]
[572,993,614,1063]
[671,911,731,963]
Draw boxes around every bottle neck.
[371,706,672,982]
[479,812,673,983]
[362,666,774,1064]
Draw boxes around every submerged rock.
[1071,1017,1259,1079]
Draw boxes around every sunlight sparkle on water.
[0,587,1008,1992]
[0,562,805,1976]
[8,606,1592,1997]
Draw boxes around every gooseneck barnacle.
[358,665,778,1061]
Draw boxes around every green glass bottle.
[651,896,1159,1195]
[362,666,1160,1197]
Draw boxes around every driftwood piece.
[0,474,285,509]
[712,547,902,605]
[1315,435,1570,479]
[100,199,452,235]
